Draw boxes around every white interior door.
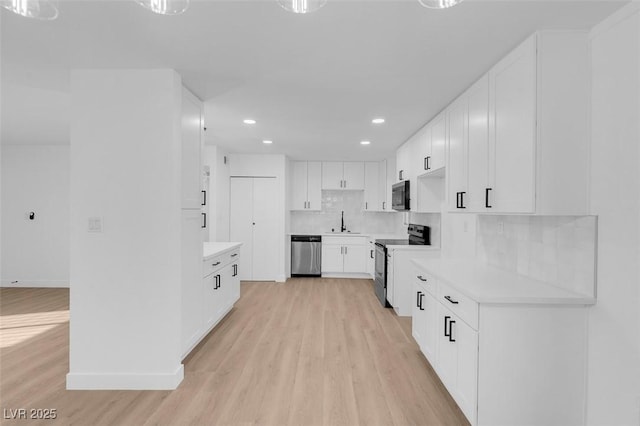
[251,178,279,281]
[230,178,254,281]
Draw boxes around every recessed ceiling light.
[243,119,256,125]
[263,140,273,144]
[372,118,385,124]
[360,141,371,145]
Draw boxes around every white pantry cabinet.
[230,177,278,281]
[446,31,589,214]
[322,162,365,190]
[181,88,204,210]
[321,236,367,275]
[291,161,322,211]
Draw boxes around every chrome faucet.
[341,211,347,232]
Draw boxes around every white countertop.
[411,257,596,305]
[289,232,407,239]
[387,245,440,251]
[203,242,242,260]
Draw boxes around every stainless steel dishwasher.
[291,235,322,277]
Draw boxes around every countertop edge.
[203,242,242,260]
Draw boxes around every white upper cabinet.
[343,162,365,190]
[444,31,589,215]
[430,113,446,171]
[321,161,364,190]
[382,156,395,212]
[488,35,537,213]
[396,143,411,183]
[363,162,380,211]
[181,88,203,210]
[291,161,322,211]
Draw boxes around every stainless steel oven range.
[374,224,430,307]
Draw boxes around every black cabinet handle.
[456,192,460,209]
[416,291,422,308]
[370,250,374,259]
[201,190,207,206]
[382,201,386,210]
[232,264,238,277]
[419,293,425,311]
[212,261,221,267]
[399,170,403,181]
[214,274,220,289]
[231,253,238,257]
[485,188,492,209]
[444,295,459,305]
[417,275,427,282]
[444,315,450,337]
[202,212,207,228]
[424,156,431,171]
[456,191,466,209]
[365,202,368,210]
[448,320,456,342]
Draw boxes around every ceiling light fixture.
[372,118,385,124]
[243,119,257,125]
[0,0,59,20]
[277,0,327,14]
[360,141,371,146]
[418,0,464,9]
[136,0,189,15]
[263,140,273,144]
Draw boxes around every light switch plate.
[88,217,103,233]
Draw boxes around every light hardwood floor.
[0,280,469,425]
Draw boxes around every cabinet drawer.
[203,255,225,277]
[225,249,240,265]
[414,269,437,296]
[323,236,367,246]
[437,282,478,330]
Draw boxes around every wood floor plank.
[0,281,469,426]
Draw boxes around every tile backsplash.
[476,215,597,297]
[290,191,440,243]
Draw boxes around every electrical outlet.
[88,217,103,233]
[498,221,504,235]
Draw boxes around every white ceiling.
[0,0,626,160]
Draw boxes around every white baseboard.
[66,364,184,390]
[1,280,69,288]
[321,273,373,280]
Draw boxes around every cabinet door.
[384,156,396,210]
[467,75,490,212]
[306,161,322,211]
[430,113,446,171]
[343,244,366,273]
[396,144,409,182]
[447,96,468,211]
[343,162,365,190]
[364,162,380,211]
[230,178,254,280]
[412,283,427,349]
[386,253,395,306]
[182,210,204,353]
[489,36,536,213]
[181,88,203,209]
[378,159,388,211]
[408,137,421,211]
[414,125,432,177]
[366,241,375,278]
[321,245,344,273]
[217,265,234,318]
[322,161,344,190]
[454,318,478,422]
[436,304,458,391]
[252,178,279,281]
[291,161,308,211]
[203,273,219,329]
[229,261,241,305]
[422,292,439,364]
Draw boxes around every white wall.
[1,145,70,287]
[67,70,183,390]
[228,154,287,282]
[588,5,640,424]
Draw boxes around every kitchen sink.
[326,231,360,234]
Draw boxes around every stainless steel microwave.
[392,181,410,211]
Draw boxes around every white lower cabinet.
[411,262,589,425]
[321,236,368,275]
[183,247,241,358]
